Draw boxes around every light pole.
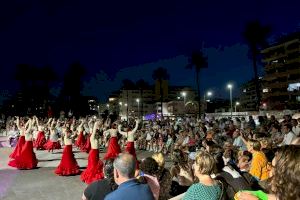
[181,91,187,105]
[136,98,140,118]
[204,91,212,113]
[125,103,128,121]
[227,84,233,117]
[119,102,122,118]
[235,102,240,112]
[204,91,212,101]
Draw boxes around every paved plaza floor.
[0,145,165,200]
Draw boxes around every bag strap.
[218,180,225,200]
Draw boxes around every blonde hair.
[152,152,165,168]
[195,150,216,175]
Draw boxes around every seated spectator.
[104,153,154,200]
[280,124,296,146]
[139,157,160,200]
[152,152,172,200]
[183,150,221,200]
[236,145,300,200]
[213,153,251,199]
[170,149,194,196]
[248,140,269,181]
[82,159,117,200]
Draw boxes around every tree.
[136,79,149,118]
[186,50,208,118]
[243,20,271,111]
[60,62,86,115]
[152,67,170,117]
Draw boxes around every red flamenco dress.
[44,133,61,152]
[76,131,86,151]
[34,131,46,150]
[82,134,91,153]
[9,135,25,159]
[125,141,136,158]
[8,140,38,169]
[104,136,121,160]
[81,149,104,184]
[55,145,81,176]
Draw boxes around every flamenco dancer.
[55,126,80,176]
[9,117,26,159]
[8,119,38,169]
[33,116,48,150]
[81,120,104,184]
[118,118,139,158]
[82,118,93,153]
[44,119,61,153]
[75,119,86,151]
[103,118,121,160]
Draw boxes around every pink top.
[144,174,160,200]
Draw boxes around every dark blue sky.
[0,0,299,102]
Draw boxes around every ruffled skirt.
[55,145,80,176]
[44,140,61,151]
[76,132,86,151]
[104,137,121,160]
[125,141,136,158]
[34,131,46,150]
[9,135,25,159]
[8,141,38,169]
[80,149,104,184]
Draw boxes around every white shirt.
[292,126,300,136]
[281,131,296,146]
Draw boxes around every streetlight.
[204,91,213,101]
[227,84,233,117]
[136,98,140,118]
[181,91,187,105]
[235,102,240,112]
[204,91,213,113]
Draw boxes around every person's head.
[271,145,300,200]
[194,150,216,177]
[152,152,165,168]
[172,149,187,166]
[248,139,261,153]
[281,124,292,134]
[271,124,280,133]
[291,119,298,127]
[140,157,159,176]
[113,153,136,185]
[104,159,118,190]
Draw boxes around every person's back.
[104,153,154,200]
[104,179,153,200]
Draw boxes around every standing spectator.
[104,153,154,200]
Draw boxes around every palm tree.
[243,20,271,111]
[152,67,170,117]
[136,79,149,118]
[186,50,208,118]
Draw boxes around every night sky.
[0,0,299,103]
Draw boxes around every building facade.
[261,32,300,110]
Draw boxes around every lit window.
[287,83,300,92]
[263,88,269,93]
[243,89,247,93]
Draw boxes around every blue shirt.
[104,179,154,200]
